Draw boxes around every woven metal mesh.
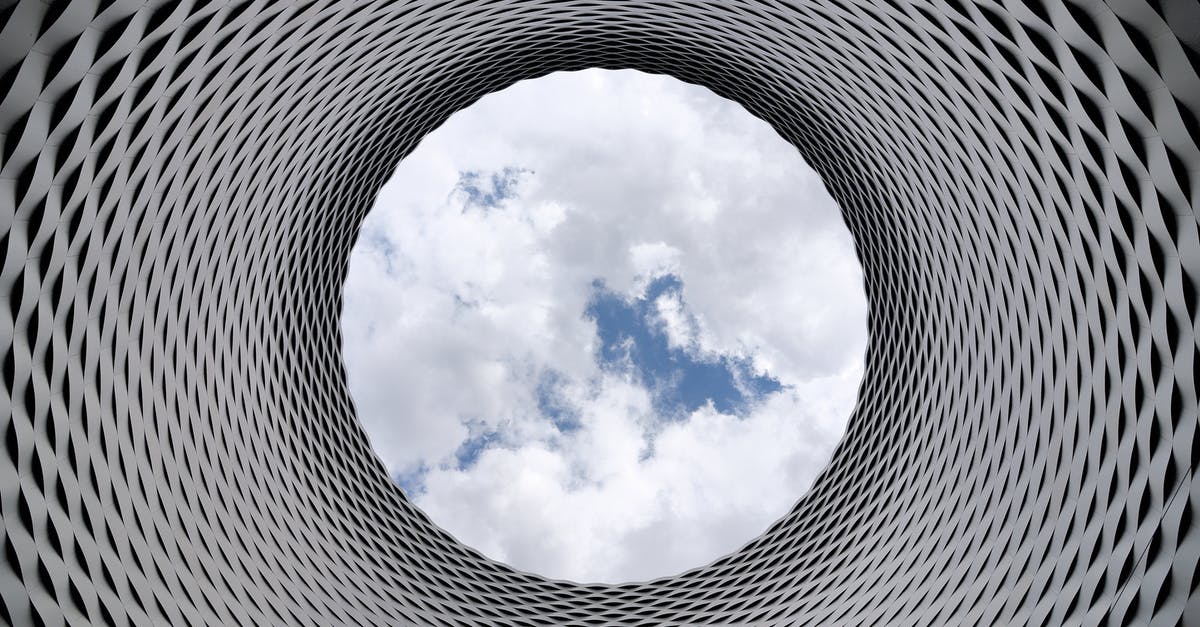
[2,1,1198,625]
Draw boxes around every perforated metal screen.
[2,1,1199,625]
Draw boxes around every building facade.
[1,1,1198,624]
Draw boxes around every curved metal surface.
[1,1,1198,625]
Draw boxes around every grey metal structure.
[1,1,1198,625]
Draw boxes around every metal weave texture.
[2,1,1199,625]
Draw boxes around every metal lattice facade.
[2,1,1199,625]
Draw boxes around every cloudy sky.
[341,69,867,583]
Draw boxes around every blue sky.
[587,274,783,418]
[400,265,785,495]
[457,167,530,210]
[340,69,867,583]
[408,145,786,488]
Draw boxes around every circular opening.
[342,69,868,583]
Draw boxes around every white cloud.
[341,69,868,582]
[629,241,682,279]
[653,288,695,351]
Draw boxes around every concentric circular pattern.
[1,1,1198,625]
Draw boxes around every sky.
[341,69,868,583]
